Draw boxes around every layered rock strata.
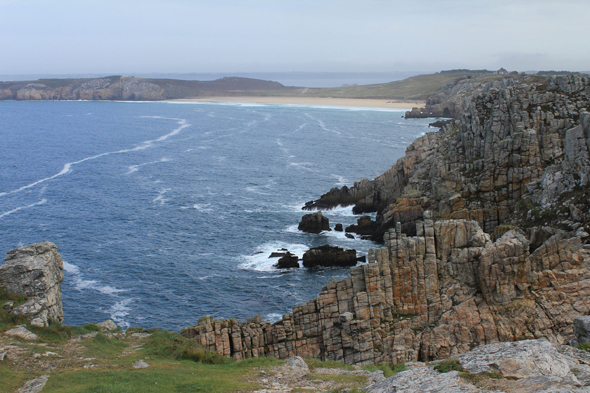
[0,242,64,327]
[182,213,590,364]
[305,75,590,243]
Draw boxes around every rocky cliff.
[305,75,590,243]
[182,75,590,366]
[0,242,64,327]
[182,213,590,365]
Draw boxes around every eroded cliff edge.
[305,75,590,242]
[182,75,590,365]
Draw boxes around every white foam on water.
[0,118,190,197]
[110,298,133,329]
[126,157,171,175]
[0,198,47,219]
[239,242,308,272]
[265,313,283,323]
[64,261,127,295]
[153,188,171,205]
[331,174,348,187]
[192,203,212,212]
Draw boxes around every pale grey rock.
[0,242,64,327]
[97,319,118,331]
[5,326,39,341]
[0,351,6,361]
[457,339,570,379]
[365,367,480,393]
[285,356,308,371]
[130,332,152,339]
[574,316,590,345]
[133,359,150,369]
[339,312,354,322]
[18,375,49,393]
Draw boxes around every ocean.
[0,100,432,331]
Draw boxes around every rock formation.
[274,253,300,269]
[366,339,590,393]
[301,245,357,268]
[304,75,590,244]
[0,242,64,327]
[298,211,330,234]
[182,212,590,364]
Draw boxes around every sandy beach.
[169,96,424,109]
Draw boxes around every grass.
[577,342,590,351]
[459,370,503,384]
[42,359,267,393]
[143,330,232,364]
[433,358,464,373]
[362,362,407,377]
[305,358,355,371]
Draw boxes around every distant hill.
[0,69,547,102]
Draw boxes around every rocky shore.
[3,74,590,392]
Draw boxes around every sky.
[0,0,588,75]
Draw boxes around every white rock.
[4,326,38,341]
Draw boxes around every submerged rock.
[298,211,330,234]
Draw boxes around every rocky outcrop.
[274,253,300,269]
[367,339,590,393]
[301,245,357,268]
[298,211,330,234]
[304,75,590,243]
[0,242,64,327]
[182,213,590,364]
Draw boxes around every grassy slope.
[1,287,407,392]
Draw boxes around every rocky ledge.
[0,242,64,327]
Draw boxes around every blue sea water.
[0,100,432,330]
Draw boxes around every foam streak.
[0,118,190,197]
[0,199,47,219]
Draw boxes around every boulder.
[302,245,357,268]
[298,212,330,234]
[97,320,118,331]
[334,223,343,232]
[274,253,300,269]
[5,326,38,341]
[0,242,64,327]
[285,355,309,371]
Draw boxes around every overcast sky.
[1,0,588,75]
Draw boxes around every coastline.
[168,96,425,109]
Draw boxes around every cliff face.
[306,75,590,242]
[0,242,64,327]
[182,214,590,364]
[182,75,590,365]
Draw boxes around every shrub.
[434,358,464,373]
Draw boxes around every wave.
[152,188,171,205]
[0,199,47,219]
[0,118,190,197]
[109,298,133,329]
[238,242,309,272]
[126,157,171,175]
[63,261,127,295]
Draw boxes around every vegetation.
[363,362,407,377]
[433,358,464,373]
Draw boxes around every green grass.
[143,330,233,364]
[363,362,407,377]
[305,358,355,371]
[42,359,266,393]
[433,358,464,373]
[71,324,101,335]
[82,332,128,358]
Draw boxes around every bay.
[0,100,432,330]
